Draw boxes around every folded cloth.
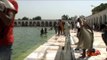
[87,49,101,56]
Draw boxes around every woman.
[76,18,94,58]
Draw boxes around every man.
[58,20,64,35]
[0,0,18,60]
[76,18,94,58]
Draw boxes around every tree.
[61,15,69,20]
[92,3,107,14]
[17,18,21,20]
[22,16,29,20]
[68,15,77,20]
[32,16,41,20]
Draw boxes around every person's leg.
[80,49,86,58]
[77,28,80,37]
[58,28,60,36]
[59,27,61,35]
[102,33,107,45]
[0,45,12,60]
[59,25,62,35]
[105,34,107,46]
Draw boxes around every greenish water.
[12,27,54,60]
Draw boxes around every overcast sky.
[16,0,107,19]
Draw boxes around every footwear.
[80,51,86,58]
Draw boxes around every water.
[12,27,54,60]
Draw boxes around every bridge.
[14,19,74,27]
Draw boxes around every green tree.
[17,18,21,20]
[92,3,107,14]
[61,15,69,20]
[32,16,41,20]
[69,16,77,20]
[22,16,29,20]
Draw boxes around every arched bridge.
[14,20,73,27]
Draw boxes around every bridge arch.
[103,14,107,23]
[86,9,107,31]
[45,21,48,27]
[41,21,45,27]
[37,21,40,26]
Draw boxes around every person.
[75,18,81,50]
[0,0,18,60]
[54,22,58,34]
[40,28,44,36]
[64,21,70,36]
[102,23,107,51]
[76,18,81,37]
[76,18,94,58]
[58,20,64,35]
[44,27,47,35]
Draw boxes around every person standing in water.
[40,28,44,36]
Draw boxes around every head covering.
[9,0,18,13]
[79,15,86,20]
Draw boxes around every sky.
[16,0,107,19]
